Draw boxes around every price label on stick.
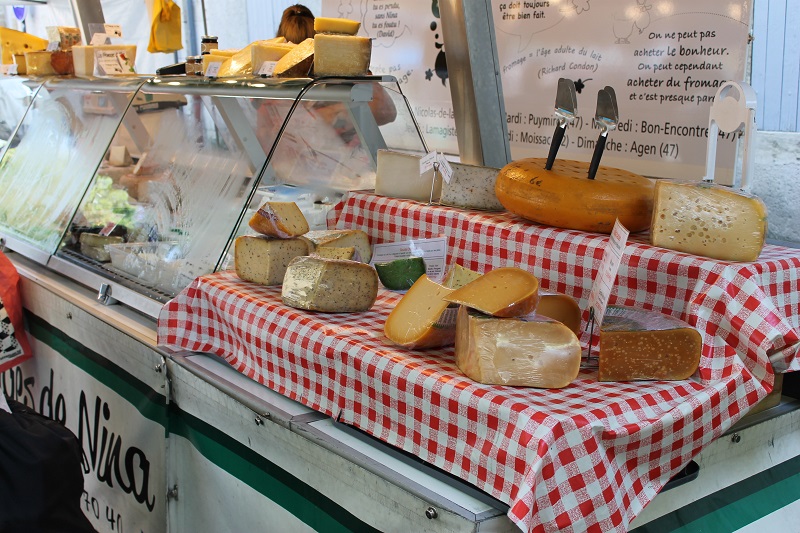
[90,33,110,46]
[205,61,222,78]
[586,219,629,329]
[419,151,453,183]
[257,61,277,77]
[104,24,123,38]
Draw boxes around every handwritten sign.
[586,219,629,329]
[104,24,123,38]
[371,236,447,282]
[419,151,453,183]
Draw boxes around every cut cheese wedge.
[650,180,767,262]
[282,255,378,312]
[443,267,539,318]
[375,150,439,203]
[311,246,355,260]
[384,275,457,349]
[313,34,371,77]
[23,51,54,75]
[274,37,314,78]
[235,235,309,286]
[249,201,309,238]
[536,292,582,335]
[314,17,361,35]
[455,306,581,388]
[251,42,295,71]
[0,28,48,65]
[440,162,503,211]
[599,306,702,381]
[442,263,482,290]
[300,229,371,263]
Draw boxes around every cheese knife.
[545,78,578,170]
[587,86,619,180]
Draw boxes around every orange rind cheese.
[443,267,539,318]
[384,275,456,349]
[249,201,309,238]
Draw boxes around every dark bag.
[0,397,96,533]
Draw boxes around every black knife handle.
[545,125,566,170]
[587,134,607,180]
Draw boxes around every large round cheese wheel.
[495,158,655,233]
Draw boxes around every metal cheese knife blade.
[545,78,578,170]
[587,86,619,179]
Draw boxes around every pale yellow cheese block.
[1,28,48,65]
[375,149,440,203]
[282,255,378,312]
[274,38,315,78]
[251,42,295,72]
[202,53,229,75]
[536,292,582,336]
[235,235,309,286]
[650,180,768,262]
[455,306,582,388]
[313,34,371,77]
[314,17,361,35]
[248,201,309,238]
[300,229,372,263]
[444,267,540,318]
[384,274,457,349]
[442,263,482,290]
[23,51,54,75]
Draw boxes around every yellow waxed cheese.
[442,263,483,290]
[251,42,295,71]
[0,28,48,65]
[650,180,768,262]
[234,235,309,286]
[248,201,309,238]
[300,229,372,263]
[282,255,378,312]
[536,292,582,335]
[23,51,54,75]
[274,38,315,78]
[384,275,457,349]
[313,34,372,77]
[375,149,440,203]
[444,267,540,318]
[455,306,582,388]
[599,306,702,382]
[314,17,361,35]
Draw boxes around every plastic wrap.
[281,255,378,313]
[443,267,540,318]
[384,274,457,349]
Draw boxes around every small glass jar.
[186,56,202,76]
[200,35,218,55]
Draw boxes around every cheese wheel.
[235,235,309,286]
[282,255,378,312]
[495,158,655,233]
[384,275,456,349]
[443,267,539,318]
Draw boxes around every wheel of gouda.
[495,158,655,233]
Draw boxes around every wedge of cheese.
[282,255,378,312]
[202,53,228,75]
[23,51,54,75]
[46,26,81,51]
[313,34,371,77]
[235,235,309,286]
[375,150,439,203]
[650,180,767,262]
[248,201,309,238]
[537,292,582,336]
[455,306,581,388]
[251,42,295,72]
[1,28,48,65]
[274,37,315,78]
[442,263,482,290]
[440,163,504,211]
[599,306,702,382]
[384,275,457,349]
[300,229,371,262]
[444,267,539,318]
[314,17,361,35]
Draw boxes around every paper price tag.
[104,24,123,38]
[47,41,60,52]
[1,64,17,76]
[370,236,448,282]
[257,61,277,77]
[419,151,437,174]
[90,33,110,46]
[586,219,629,329]
[205,61,222,78]
[95,50,132,75]
[436,154,453,184]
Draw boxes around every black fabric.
[0,397,96,533]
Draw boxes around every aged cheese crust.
[384,274,457,349]
[444,267,540,318]
[599,306,702,381]
[300,229,371,263]
[282,255,378,312]
[440,163,504,211]
[495,157,655,233]
[235,235,309,286]
[248,201,309,238]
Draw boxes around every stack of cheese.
[235,201,378,312]
[0,28,48,75]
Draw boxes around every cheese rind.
[536,292,582,335]
[300,229,371,263]
[374,257,426,291]
[314,17,361,35]
[442,263,482,290]
[274,38,315,78]
[248,201,309,238]
[311,246,355,260]
[375,150,439,203]
[235,235,309,286]
[384,275,457,349]
[599,306,702,381]
[440,163,504,211]
[444,267,540,318]
[650,180,767,262]
[455,306,581,388]
[282,255,378,312]
[313,34,371,77]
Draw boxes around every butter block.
[314,17,361,35]
[0,28,48,65]
[444,267,540,318]
[274,38,314,78]
[442,263,482,290]
[440,162,504,211]
[375,150,440,203]
[384,274,456,349]
[313,34,371,77]
[282,255,378,312]
[300,229,371,263]
[599,306,702,382]
[537,292,582,335]
[248,201,309,238]
[455,306,581,388]
[235,235,309,286]
[650,180,767,262]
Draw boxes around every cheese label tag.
[587,219,629,329]
[257,61,277,77]
[99,222,117,237]
[370,236,447,282]
[104,24,123,38]
[420,151,437,174]
[1,64,17,76]
[95,50,133,75]
[47,41,60,52]
[205,61,222,78]
[90,33,110,46]
[436,154,453,184]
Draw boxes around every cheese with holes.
[599,306,702,381]
[235,235,309,286]
[440,163,504,211]
[282,255,378,312]
[650,180,767,262]
[300,229,371,263]
[384,275,457,349]
[375,150,439,203]
[311,246,355,260]
[314,17,361,35]
[274,38,314,78]
[251,42,294,71]
[456,306,581,388]
[0,28,48,65]
[537,292,582,335]
[444,267,539,318]
[442,264,482,289]
[313,34,371,77]
[249,201,309,238]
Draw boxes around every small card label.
[257,61,277,77]
[370,236,448,283]
[104,24,123,38]
[419,151,453,183]
[1,64,18,76]
[95,50,133,75]
[90,33,110,46]
[47,41,60,51]
[204,61,222,78]
[586,219,629,329]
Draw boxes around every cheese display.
[384,275,457,349]
[235,235,309,286]
[650,180,768,262]
[248,201,309,238]
[313,34,372,77]
[251,42,295,72]
[495,158,655,233]
[274,38,315,78]
[0,28,48,65]
[440,163,504,211]
[455,306,582,388]
[374,257,426,291]
[79,233,124,263]
[282,255,379,312]
[442,263,483,290]
[23,51,55,75]
[443,267,540,318]
[537,292,582,335]
[311,247,355,260]
[599,306,702,382]
[46,26,81,51]
[300,229,372,262]
[72,45,138,77]
[314,17,361,35]
[375,150,439,203]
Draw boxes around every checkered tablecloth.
[159,192,800,533]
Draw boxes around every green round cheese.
[374,257,426,291]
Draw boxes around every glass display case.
[0,74,427,317]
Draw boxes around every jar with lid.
[201,36,218,55]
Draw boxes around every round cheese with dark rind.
[495,158,655,233]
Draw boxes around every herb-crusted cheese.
[440,163,503,211]
[282,255,378,312]
[442,263,482,289]
[234,235,309,286]
[300,229,371,263]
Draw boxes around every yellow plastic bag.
[148,0,183,53]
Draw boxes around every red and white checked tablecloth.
[158,192,800,533]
